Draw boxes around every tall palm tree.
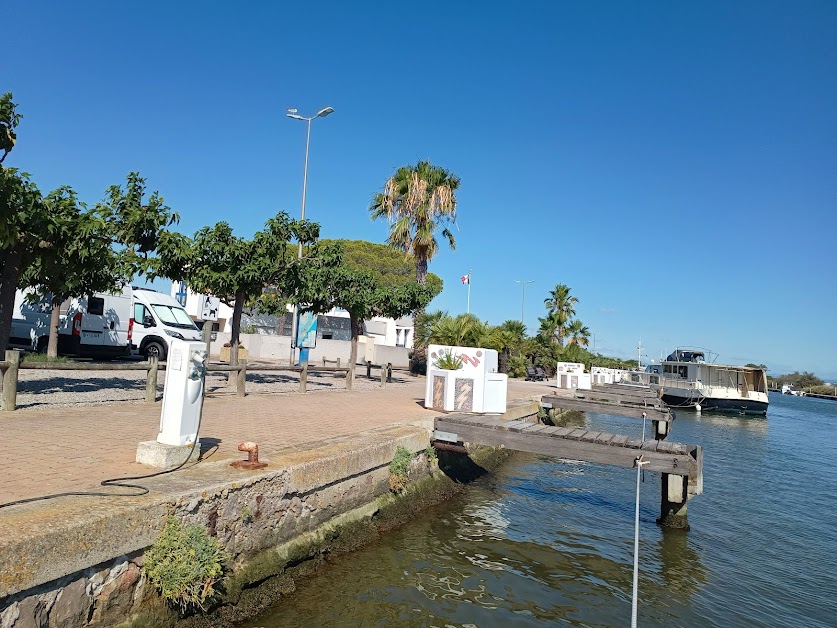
[369,160,460,286]
[370,160,460,371]
[566,319,591,347]
[543,284,578,348]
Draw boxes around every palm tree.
[370,160,460,286]
[543,284,578,348]
[566,319,591,347]
[370,160,460,371]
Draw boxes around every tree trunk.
[410,254,429,374]
[347,313,359,389]
[0,244,24,354]
[47,298,61,358]
[228,290,244,383]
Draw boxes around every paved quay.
[0,374,555,505]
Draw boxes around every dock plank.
[434,417,698,477]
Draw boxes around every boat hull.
[661,393,768,416]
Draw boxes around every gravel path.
[12,364,414,410]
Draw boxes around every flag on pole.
[461,273,470,284]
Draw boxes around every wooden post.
[299,360,308,393]
[236,357,247,397]
[658,473,689,529]
[653,419,670,440]
[380,365,386,388]
[145,356,158,404]
[366,360,372,379]
[2,349,21,411]
[345,363,353,390]
[336,357,341,369]
[386,362,392,383]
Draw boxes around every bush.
[20,352,71,364]
[144,516,229,611]
[388,445,413,492]
[432,350,463,370]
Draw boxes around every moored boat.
[653,348,769,415]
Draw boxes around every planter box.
[220,345,248,362]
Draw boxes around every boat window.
[678,366,688,378]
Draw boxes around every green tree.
[542,284,578,348]
[0,92,21,166]
[161,213,319,369]
[566,319,591,347]
[288,242,435,386]
[21,188,122,357]
[0,168,46,352]
[370,160,460,370]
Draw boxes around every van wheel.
[144,341,166,362]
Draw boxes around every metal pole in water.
[632,454,649,628]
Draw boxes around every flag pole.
[467,269,471,314]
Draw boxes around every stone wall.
[0,426,431,628]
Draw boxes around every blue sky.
[6,1,836,377]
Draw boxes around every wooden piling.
[299,360,308,393]
[380,365,386,388]
[236,358,247,397]
[145,356,158,403]
[658,473,689,529]
[346,362,353,390]
[2,349,21,411]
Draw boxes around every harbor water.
[242,393,837,627]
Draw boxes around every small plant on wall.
[144,516,229,611]
[433,350,463,370]
[388,445,413,492]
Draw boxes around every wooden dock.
[434,413,701,480]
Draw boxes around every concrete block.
[135,440,198,469]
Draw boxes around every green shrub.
[241,324,257,334]
[388,445,413,492]
[432,350,463,370]
[144,516,229,611]
[20,352,71,364]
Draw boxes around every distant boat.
[781,384,805,396]
[653,348,769,415]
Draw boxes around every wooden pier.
[433,390,703,529]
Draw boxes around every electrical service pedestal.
[136,340,207,468]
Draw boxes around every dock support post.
[653,419,670,440]
[658,473,689,530]
[366,360,372,379]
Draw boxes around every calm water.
[243,393,837,627]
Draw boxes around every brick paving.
[0,376,554,504]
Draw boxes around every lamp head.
[317,106,334,118]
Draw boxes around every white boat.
[781,384,804,396]
[653,348,768,415]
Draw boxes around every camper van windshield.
[152,305,197,329]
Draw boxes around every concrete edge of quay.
[0,422,433,600]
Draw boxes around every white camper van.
[35,287,134,358]
[130,287,201,361]
[9,289,52,351]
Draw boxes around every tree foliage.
[21,188,122,356]
[288,241,436,383]
[159,213,320,367]
[0,92,20,165]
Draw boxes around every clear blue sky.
[6,1,836,377]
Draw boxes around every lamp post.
[513,280,534,328]
[287,106,334,365]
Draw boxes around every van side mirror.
[143,315,155,327]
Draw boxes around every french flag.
[461,273,470,284]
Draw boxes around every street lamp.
[513,280,534,327]
[287,106,334,364]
